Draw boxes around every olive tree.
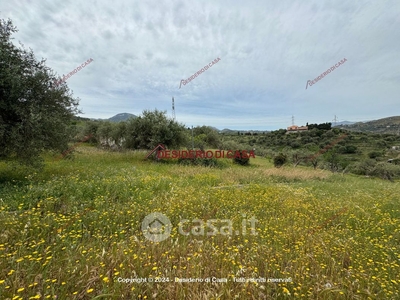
[0,18,79,166]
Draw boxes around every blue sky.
[2,0,399,130]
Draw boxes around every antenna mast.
[333,115,338,127]
[172,97,176,120]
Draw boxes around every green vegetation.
[0,147,399,299]
[338,116,400,134]
[46,116,400,181]
[0,19,79,167]
[78,110,187,151]
[232,150,250,166]
[1,16,400,300]
[273,153,287,168]
[218,126,400,180]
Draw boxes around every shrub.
[348,159,400,180]
[388,158,400,165]
[370,162,400,181]
[338,145,357,154]
[221,140,244,151]
[290,141,301,149]
[376,140,387,147]
[323,150,341,172]
[273,153,287,168]
[347,145,357,153]
[233,150,250,166]
[368,151,382,159]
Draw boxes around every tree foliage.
[192,126,221,149]
[0,18,79,166]
[307,122,332,130]
[124,110,188,150]
[290,150,303,167]
[273,153,287,168]
[233,150,250,166]
[368,151,383,159]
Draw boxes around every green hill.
[338,116,400,134]
[108,113,137,122]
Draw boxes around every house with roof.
[286,125,308,133]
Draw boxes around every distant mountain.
[73,115,91,122]
[220,128,235,133]
[196,127,270,134]
[108,113,137,122]
[337,116,400,134]
[333,121,355,127]
[220,128,270,134]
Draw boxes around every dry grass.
[259,166,330,180]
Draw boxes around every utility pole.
[333,115,338,127]
[172,97,176,120]
[191,126,194,149]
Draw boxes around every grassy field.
[0,147,399,299]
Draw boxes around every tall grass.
[0,147,399,299]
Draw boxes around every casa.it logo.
[141,212,258,242]
[141,212,172,242]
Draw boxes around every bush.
[323,150,342,172]
[233,150,250,166]
[254,148,268,158]
[338,145,357,154]
[388,158,400,165]
[368,151,382,159]
[346,145,357,153]
[273,153,287,168]
[376,140,387,147]
[370,162,400,181]
[290,141,301,149]
[304,142,317,150]
[349,160,400,180]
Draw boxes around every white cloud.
[2,0,399,129]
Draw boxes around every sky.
[1,0,400,130]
